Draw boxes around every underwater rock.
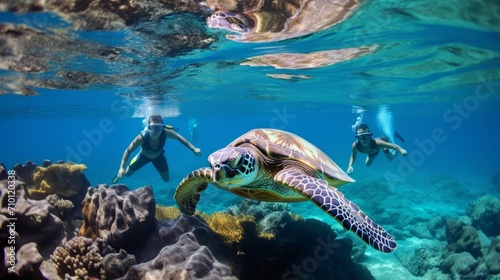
[0,179,70,255]
[79,184,155,249]
[256,210,292,236]
[396,242,446,277]
[484,236,500,274]
[406,222,433,240]
[442,252,478,279]
[51,236,116,279]
[225,199,291,221]
[445,218,481,258]
[1,242,44,280]
[30,163,87,199]
[466,195,500,237]
[134,214,233,264]
[118,232,238,280]
[0,163,6,179]
[13,160,38,187]
[103,249,137,279]
[428,215,447,240]
[235,217,374,280]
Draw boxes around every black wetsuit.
[128,129,169,172]
[356,138,380,158]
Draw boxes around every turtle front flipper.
[275,169,397,253]
[174,168,212,215]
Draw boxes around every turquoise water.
[1,0,500,279]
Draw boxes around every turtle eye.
[229,155,243,169]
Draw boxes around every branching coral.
[51,236,115,280]
[30,163,87,199]
[46,194,74,217]
[155,205,181,220]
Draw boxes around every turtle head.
[208,147,258,187]
[206,11,251,35]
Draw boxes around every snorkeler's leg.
[383,149,397,160]
[365,156,376,166]
[152,152,170,182]
[125,153,149,177]
[394,131,405,142]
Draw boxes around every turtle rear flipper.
[174,168,212,215]
[275,169,398,253]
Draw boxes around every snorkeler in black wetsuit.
[114,115,202,183]
[347,124,407,175]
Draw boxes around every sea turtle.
[205,0,359,42]
[174,128,397,252]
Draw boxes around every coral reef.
[79,184,155,249]
[30,163,87,199]
[0,179,70,254]
[155,205,181,220]
[445,218,481,258]
[256,210,292,236]
[51,236,116,279]
[12,160,38,187]
[119,232,238,280]
[46,194,74,218]
[200,212,256,246]
[466,195,500,237]
[484,237,500,274]
[2,242,45,280]
[103,249,137,279]
[442,252,478,278]
[396,241,447,277]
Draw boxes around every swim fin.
[394,131,405,142]
[112,176,119,184]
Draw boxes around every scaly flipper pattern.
[275,169,397,252]
[174,168,212,215]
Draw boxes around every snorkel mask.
[355,131,373,140]
[148,124,164,137]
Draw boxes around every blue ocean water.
[1,0,500,279]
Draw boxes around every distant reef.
[0,160,376,279]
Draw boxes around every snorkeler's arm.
[118,135,143,175]
[167,130,202,156]
[347,142,357,174]
[376,139,407,156]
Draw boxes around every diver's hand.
[399,148,407,156]
[193,147,202,156]
[347,166,354,174]
[117,168,125,179]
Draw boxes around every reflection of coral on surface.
[30,163,87,199]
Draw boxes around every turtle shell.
[228,128,354,187]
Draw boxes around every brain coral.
[79,184,155,249]
[119,232,237,280]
